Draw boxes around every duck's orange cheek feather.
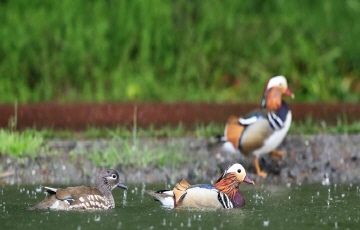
[266,88,282,111]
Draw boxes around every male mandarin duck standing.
[146,163,254,209]
[222,76,294,178]
[28,169,127,211]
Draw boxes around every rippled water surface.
[1,183,359,229]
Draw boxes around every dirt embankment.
[1,134,359,185]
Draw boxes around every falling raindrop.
[141,182,146,197]
[134,186,138,195]
[123,190,127,205]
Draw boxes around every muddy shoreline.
[1,134,360,186]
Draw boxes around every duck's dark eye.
[237,169,242,173]
[112,174,117,179]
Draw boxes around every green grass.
[70,136,188,169]
[0,1,359,103]
[290,117,360,135]
[0,129,46,159]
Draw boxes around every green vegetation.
[0,129,45,159]
[290,117,360,135]
[70,136,188,169]
[1,1,359,103]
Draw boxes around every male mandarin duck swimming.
[222,76,294,178]
[28,169,127,211]
[146,163,254,209]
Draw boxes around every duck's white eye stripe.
[226,164,245,174]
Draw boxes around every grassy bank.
[0,1,359,103]
[1,119,360,162]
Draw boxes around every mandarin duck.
[28,169,127,211]
[222,76,294,178]
[146,163,254,209]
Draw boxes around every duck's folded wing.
[239,109,267,126]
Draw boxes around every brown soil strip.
[0,103,358,130]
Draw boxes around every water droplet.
[117,222,122,229]
[35,186,42,192]
[263,220,270,227]
[94,215,101,222]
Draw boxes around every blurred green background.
[0,0,359,104]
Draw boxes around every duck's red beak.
[243,175,255,185]
[285,88,295,98]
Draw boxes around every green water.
[1,183,359,229]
